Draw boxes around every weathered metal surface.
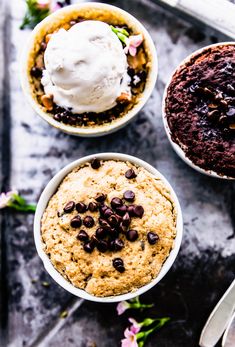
[0,0,234,346]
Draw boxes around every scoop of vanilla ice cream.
[41,20,130,114]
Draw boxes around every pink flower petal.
[36,0,50,10]
[129,46,137,57]
[51,2,62,12]
[122,328,138,347]
[117,301,129,315]
[129,318,141,334]
[129,34,143,48]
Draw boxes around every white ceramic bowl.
[162,42,235,180]
[34,153,183,303]
[21,2,158,137]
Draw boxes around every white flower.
[0,190,18,209]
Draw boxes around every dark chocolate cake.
[165,44,235,178]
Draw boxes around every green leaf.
[110,25,129,45]
[20,0,50,30]
[7,194,36,212]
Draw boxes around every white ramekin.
[21,2,158,137]
[162,42,235,180]
[34,153,183,303]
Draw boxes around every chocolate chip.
[220,99,228,107]
[83,242,94,253]
[83,216,94,228]
[114,239,124,251]
[127,67,135,77]
[215,91,223,100]
[113,258,123,267]
[125,168,137,179]
[63,201,75,213]
[122,212,131,227]
[91,158,101,169]
[219,115,227,124]
[207,110,219,120]
[118,222,128,234]
[99,218,111,232]
[53,114,62,122]
[40,41,47,51]
[133,205,144,218]
[95,194,107,203]
[99,204,109,215]
[70,215,82,228]
[117,265,125,273]
[76,202,87,213]
[123,190,135,202]
[111,197,123,209]
[147,232,159,245]
[109,228,119,239]
[108,215,119,227]
[127,204,136,217]
[203,87,214,97]
[126,229,138,241]
[104,208,113,219]
[115,205,127,216]
[96,227,107,239]
[97,240,108,253]
[88,201,99,212]
[61,112,70,124]
[113,258,125,272]
[109,240,115,251]
[30,66,42,78]
[77,230,89,242]
[90,235,99,247]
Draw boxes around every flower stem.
[8,202,36,213]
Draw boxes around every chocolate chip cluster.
[61,158,160,273]
[189,83,235,131]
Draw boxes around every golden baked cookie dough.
[41,160,177,297]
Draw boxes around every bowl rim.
[20,2,158,137]
[162,41,235,180]
[34,152,183,303]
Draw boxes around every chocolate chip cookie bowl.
[163,43,235,179]
[34,154,183,302]
[21,3,157,136]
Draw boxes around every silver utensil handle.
[222,311,235,347]
[199,279,235,347]
[158,0,235,39]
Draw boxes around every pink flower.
[36,0,51,10]
[124,34,143,56]
[121,328,138,347]
[50,2,62,12]
[117,301,130,315]
[129,318,141,334]
[0,190,18,209]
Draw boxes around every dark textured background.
[0,0,235,346]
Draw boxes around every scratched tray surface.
[1,0,235,346]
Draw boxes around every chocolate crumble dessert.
[26,7,153,128]
[165,44,235,178]
[41,159,177,297]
